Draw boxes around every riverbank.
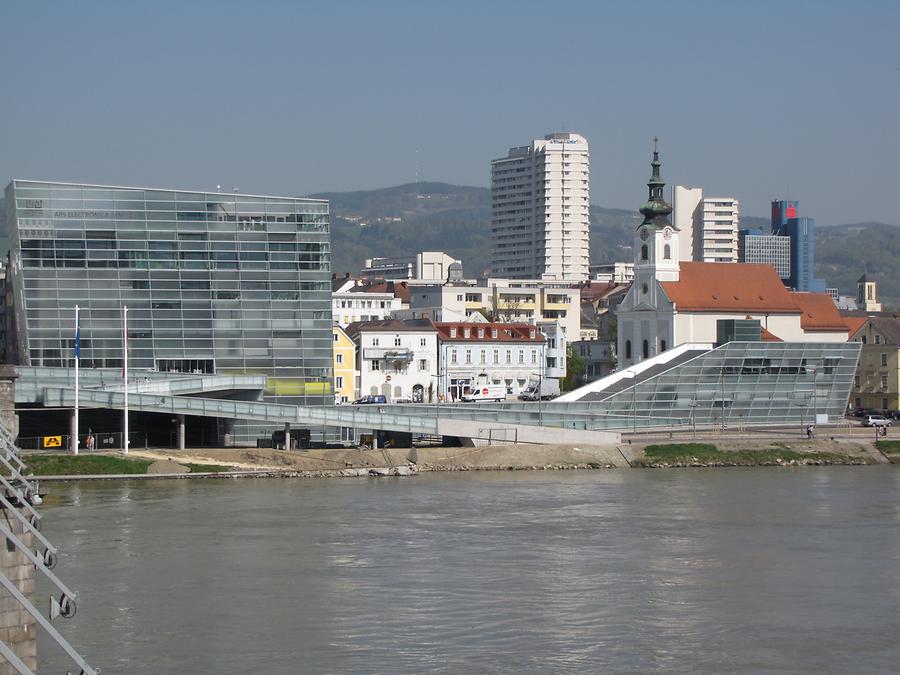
[20,436,893,480]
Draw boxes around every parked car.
[864,415,893,427]
[353,395,387,405]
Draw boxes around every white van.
[462,384,507,403]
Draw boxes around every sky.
[2,0,898,224]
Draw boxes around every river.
[37,468,900,673]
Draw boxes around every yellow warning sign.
[43,436,62,448]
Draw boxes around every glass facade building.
[4,180,333,445]
[557,341,861,429]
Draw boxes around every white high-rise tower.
[490,132,590,280]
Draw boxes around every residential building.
[347,319,438,403]
[739,228,791,280]
[672,186,740,262]
[572,338,616,382]
[848,316,900,414]
[360,251,463,282]
[400,280,580,339]
[590,262,634,284]
[332,324,357,404]
[491,132,590,280]
[331,280,410,326]
[434,321,548,400]
[617,148,847,368]
[771,200,826,292]
[4,179,333,445]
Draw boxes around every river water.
[37,468,900,674]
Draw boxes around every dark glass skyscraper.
[4,180,334,444]
[770,199,826,293]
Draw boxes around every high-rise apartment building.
[671,186,739,262]
[491,133,590,281]
[4,180,334,445]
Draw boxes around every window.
[477,328,485,338]
[450,327,457,338]
[883,398,889,410]
[861,335,867,344]
[854,375,860,388]
[505,350,512,364]
[875,335,881,344]
[451,349,458,364]
[372,360,381,371]
[394,336,401,347]
[881,353,888,367]
[493,349,499,364]
[372,338,380,346]
[419,359,428,371]
[480,350,486,364]
[664,244,671,260]
[456,294,463,302]
[491,329,498,338]
[333,333,339,342]
[531,350,537,365]
[881,376,888,389]
[335,376,344,389]
[855,397,861,408]
[625,340,632,360]
[464,328,471,338]
[641,244,648,261]
[642,340,649,359]
[336,354,343,365]
[660,339,667,352]
[421,338,427,347]
[465,349,472,364]
[518,351,525,365]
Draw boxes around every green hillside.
[316,182,899,308]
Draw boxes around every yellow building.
[332,324,358,404]
[849,316,900,414]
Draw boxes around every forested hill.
[313,182,899,307]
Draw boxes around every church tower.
[634,138,679,282]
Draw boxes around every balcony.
[363,348,414,362]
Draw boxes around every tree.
[561,345,585,392]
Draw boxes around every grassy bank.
[636,443,864,467]
[875,441,900,461]
[22,454,230,476]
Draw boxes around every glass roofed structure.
[552,341,861,431]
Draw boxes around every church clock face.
[639,228,650,241]
[663,227,673,241]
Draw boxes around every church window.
[663,244,671,260]
[625,340,632,360]
[640,245,648,261]
[642,283,649,294]
[642,340,649,359]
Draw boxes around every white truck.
[462,384,507,403]
[517,379,560,401]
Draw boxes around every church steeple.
[639,137,673,229]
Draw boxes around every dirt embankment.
[124,437,885,474]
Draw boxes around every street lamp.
[621,371,637,435]
[688,398,700,439]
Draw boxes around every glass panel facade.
[542,341,860,430]
[5,180,333,445]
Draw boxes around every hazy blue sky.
[2,1,898,223]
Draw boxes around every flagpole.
[73,305,79,455]
[123,305,129,455]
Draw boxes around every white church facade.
[617,142,848,368]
